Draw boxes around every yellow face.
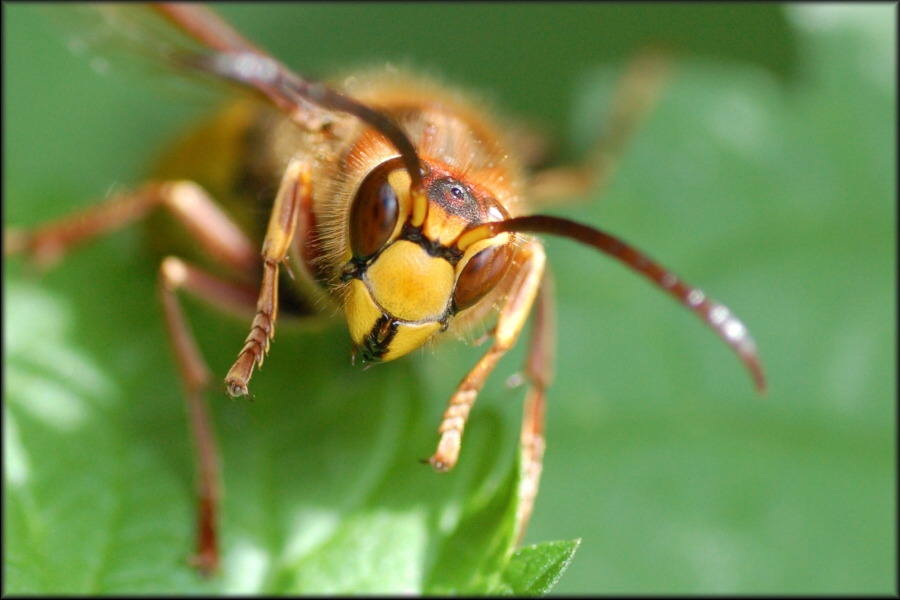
[341,159,514,362]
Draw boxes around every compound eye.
[350,170,400,260]
[453,243,514,312]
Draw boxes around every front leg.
[428,241,547,472]
[225,159,311,397]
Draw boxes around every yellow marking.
[387,169,412,205]
[382,321,441,361]
[410,188,428,228]
[422,203,470,246]
[455,223,496,252]
[344,279,383,346]
[387,168,412,241]
[364,240,453,322]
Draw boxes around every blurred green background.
[4,4,895,594]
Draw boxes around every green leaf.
[495,540,582,596]
[425,453,519,594]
